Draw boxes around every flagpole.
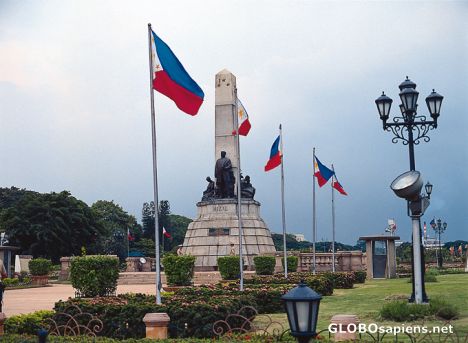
[279,124,287,278]
[331,164,336,273]
[162,229,165,254]
[147,23,162,305]
[234,88,244,291]
[312,147,317,275]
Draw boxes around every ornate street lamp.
[425,182,433,198]
[375,77,443,304]
[432,219,447,268]
[282,282,322,343]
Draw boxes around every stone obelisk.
[215,69,239,189]
[181,69,276,271]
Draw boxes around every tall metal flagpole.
[279,124,287,278]
[147,23,162,305]
[234,88,244,291]
[312,148,317,274]
[331,164,336,273]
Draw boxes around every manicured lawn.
[257,274,468,337]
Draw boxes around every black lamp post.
[282,282,322,343]
[375,77,443,304]
[432,218,447,268]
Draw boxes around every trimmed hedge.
[28,258,52,276]
[253,256,276,275]
[54,293,252,339]
[217,256,240,280]
[70,255,119,297]
[162,254,195,286]
[281,256,299,272]
[5,311,54,335]
[245,272,334,296]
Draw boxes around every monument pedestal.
[181,199,276,271]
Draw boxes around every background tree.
[1,191,104,262]
[91,200,141,261]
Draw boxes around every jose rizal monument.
[181,69,276,270]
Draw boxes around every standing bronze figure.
[215,151,235,198]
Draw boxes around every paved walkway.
[3,284,156,317]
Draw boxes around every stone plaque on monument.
[181,69,276,271]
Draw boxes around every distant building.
[424,236,443,249]
[293,233,305,242]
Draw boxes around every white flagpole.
[147,23,162,305]
[279,124,288,278]
[331,164,336,273]
[234,88,244,291]
[312,148,317,274]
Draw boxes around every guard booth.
[359,235,399,279]
[0,246,20,278]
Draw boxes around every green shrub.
[28,258,52,276]
[425,274,438,282]
[281,256,299,272]
[5,310,54,335]
[426,267,440,276]
[162,254,195,286]
[70,255,119,297]
[353,270,367,283]
[429,297,459,320]
[380,298,459,321]
[2,277,19,286]
[380,301,431,321]
[217,256,240,280]
[253,256,276,275]
[322,272,354,289]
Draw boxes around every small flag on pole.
[314,156,334,187]
[332,174,348,196]
[264,136,281,171]
[150,30,204,115]
[127,228,134,241]
[232,98,251,136]
[163,227,171,238]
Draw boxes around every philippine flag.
[332,175,348,196]
[314,156,334,187]
[151,30,204,115]
[232,99,251,136]
[264,136,282,172]
[163,227,171,238]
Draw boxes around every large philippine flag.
[265,136,281,172]
[232,99,251,136]
[151,30,204,115]
[314,156,334,187]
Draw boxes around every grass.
[256,273,468,337]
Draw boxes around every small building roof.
[359,235,401,241]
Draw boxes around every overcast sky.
[1,1,467,244]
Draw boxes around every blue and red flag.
[264,136,281,171]
[314,156,334,187]
[151,30,204,115]
[332,174,348,196]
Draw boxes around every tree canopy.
[1,189,104,262]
